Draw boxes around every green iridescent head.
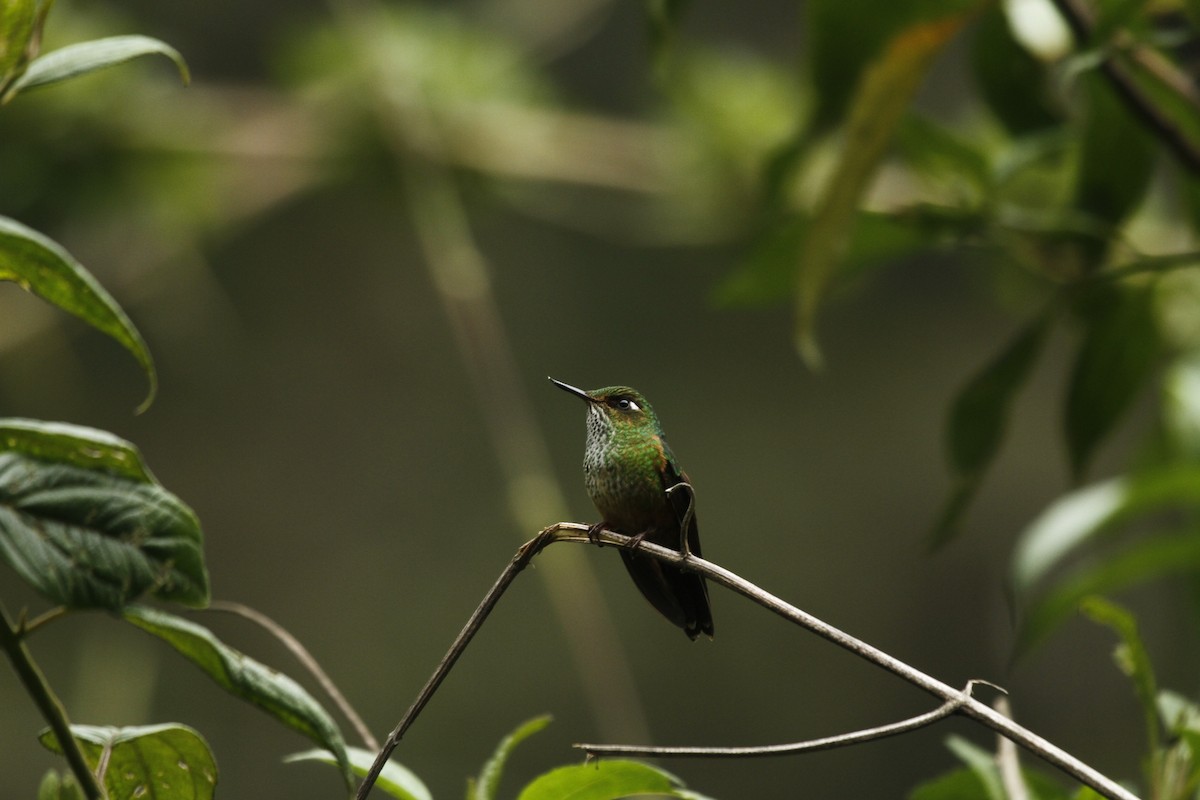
[549,378,663,433]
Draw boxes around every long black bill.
[548,377,592,402]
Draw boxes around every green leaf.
[0,216,156,411]
[946,736,1005,800]
[1079,596,1160,753]
[1159,690,1200,738]
[806,0,977,131]
[1074,75,1156,234]
[930,312,1053,548]
[39,723,217,800]
[123,605,355,791]
[1064,283,1160,477]
[0,0,46,100]
[516,760,698,800]
[717,211,934,308]
[1012,462,1200,607]
[908,766,992,800]
[0,418,155,482]
[0,422,207,609]
[286,747,431,800]
[11,34,189,96]
[969,5,1061,136]
[471,715,552,800]
[1015,532,1200,657]
[37,770,84,800]
[895,114,992,197]
[1162,353,1200,461]
[795,6,976,365]
[908,760,1072,800]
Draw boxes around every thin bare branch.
[0,603,103,800]
[995,696,1032,800]
[354,525,1140,800]
[355,529,558,799]
[578,682,981,759]
[205,600,377,751]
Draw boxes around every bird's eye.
[614,397,640,412]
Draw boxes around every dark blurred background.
[0,0,1180,797]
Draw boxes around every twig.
[355,525,1140,800]
[20,606,68,636]
[355,528,559,799]
[578,680,991,759]
[205,600,377,751]
[0,603,103,800]
[995,696,1032,800]
[1048,0,1200,174]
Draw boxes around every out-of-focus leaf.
[908,767,992,800]
[39,724,217,800]
[1064,283,1160,477]
[806,0,977,131]
[0,215,156,410]
[949,313,1054,477]
[0,0,42,98]
[471,715,552,800]
[1074,75,1156,236]
[0,422,207,610]
[647,0,690,67]
[970,5,1061,135]
[936,735,1073,800]
[1013,464,1200,595]
[515,760,699,800]
[1162,353,1200,461]
[123,606,355,791]
[1079,596,1160,752]
[716,211,932,307]
[286,747,431,800]
[1014,532,1200,657]
[1159,690,1200,737]
[946,736,1005,800]
[796,6,976,365]
[930,312,1053,548]
[895,114,992,199]
[37,770,84,800]
[10,34,189,97]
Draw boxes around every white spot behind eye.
[617,398,640,411]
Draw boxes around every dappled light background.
[0,0,1187,797]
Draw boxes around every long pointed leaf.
[930,312,1053,548]
[0,216,156,410]
[1014,532,1200,657]
[795,8,976,364]
[1079,597,1160,754]
[471,715,552,800]
[11,34,189,96]
[123,605,355,791]
[286,747,431,800]
[1064,283,1160,477]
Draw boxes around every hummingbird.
[551,378,713,640]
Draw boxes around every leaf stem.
[0,602,102,800]
[21,606,68,636]
[206,600,378,751]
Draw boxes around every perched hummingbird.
[551,378,713,640]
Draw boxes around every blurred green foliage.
[7,0,1200,797]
